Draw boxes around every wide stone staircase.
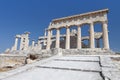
[0,53,120,80]
[0,49,120,80]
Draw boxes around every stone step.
[3,68,103,80]
[54,56,99,62]
[39,60,101,72]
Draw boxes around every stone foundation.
[0,54,26,72]
[53,48,115,56]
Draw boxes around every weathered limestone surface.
[1,55,119,80]
[45,9,110,50]
[61,49,114,55]
[100,55,120,80]
[0,54,26,68]
[0,55,102,80]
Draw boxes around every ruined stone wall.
[0,54,26,68]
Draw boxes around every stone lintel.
[52,9,108,23]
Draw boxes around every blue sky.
[0,0,120,52]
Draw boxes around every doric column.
[44,29,47,45]
[44,28,47,36]
[51,30,53,36]
[77,26,82,49]
[46,29,51,50]
[56,28,60,48]
[90,22,95,48]
[32,40,35,47]
[14,37,18,50]
[38,40,41,49]
[20,37,23,50]
[66,26,70,49]
[102,21,109,49]
[24,32,30,50]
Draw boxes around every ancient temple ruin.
[11,9,109,52]
[1,9,120,80]
[11,32,30,51]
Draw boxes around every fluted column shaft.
[51,30,53,36]
[56,28,60,48]
[66,27,70,49]
[44,29,47,45]
[32,40,35,47]
[38,40,41,49]
[77,26,81,49]
[20,37,23,50]
[90,23,95,48]
[46,29,51,50]
[14,37,18,50]
[102,21,109,49]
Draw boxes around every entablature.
[48,9,108,29]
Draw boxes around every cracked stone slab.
[2,68,103,80]
[54,56,99,62]
[0,55,58,80]
[102,67,120,72]
[39,60,101,72]
[100,56,116,68]
[100,55,120,80]
[102,71,120,80]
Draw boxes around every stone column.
[51,30,53,36]
[24,32,30,50]
[14,37,18,50]
[90,22,95,48]
[56,28,60,48]
[38,40,41,49]
[46,29,51,50]
[26,38,29,50]
[44,29,47,45]
[77,26,82,49]
[20,37,23,50]
[32,40,35,47]
[44,28,47,36]
[102,21,109,49]
[66,26,70,49]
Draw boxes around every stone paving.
[0,55,120,80]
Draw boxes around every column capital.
[77,25,81,27]
[102,20,108,24]
[56,28,60,30]
[90,22,94,25]
[66,25,70,28]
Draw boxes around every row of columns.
[13,32,30,51]
[46,21,109,50]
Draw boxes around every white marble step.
[54,56,99,62]
[39,60,101,72]
[3,68,103,80]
